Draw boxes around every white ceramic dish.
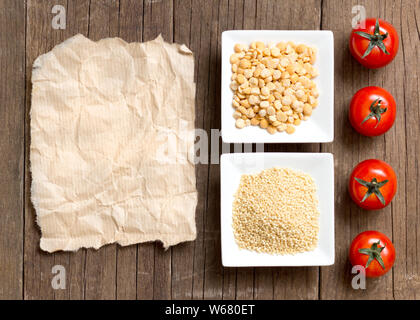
[220,152,335,267]
[221,30,334,143]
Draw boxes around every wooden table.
[0,0,419,300]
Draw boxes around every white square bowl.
[221,30,334,143]
[220,152,335,267]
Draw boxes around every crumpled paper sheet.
[31,34,197,252]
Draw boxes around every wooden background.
[0,0,419,300]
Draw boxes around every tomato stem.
[354,177,389,205]
[355,19,390,58]
[358,241,386,270]
[360,98,388,128]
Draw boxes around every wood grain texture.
[189,0,214,300]
[0,0,25,300]
[319,0,418,299]
[0,0,416,299]
[171,0,196,300]
[392,0,420,300]
[24,0,70,300]
[202,0,224,300]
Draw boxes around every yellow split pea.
[229,41,319,134]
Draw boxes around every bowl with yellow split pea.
[221,30,334,143]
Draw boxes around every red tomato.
[349,86,396,136]
[350,18,399,69]
[349,159,397,210]
[349,231,395,278]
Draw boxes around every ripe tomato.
[349,159,397,210]
[349,231,395,278]
[349,86,396,136]
[350,18,399,69]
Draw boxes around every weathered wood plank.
[0,0,25,300]
[215,0,237,301]
[320,0,400,299]
[392,0,420,300]
[188,0,214,300]
[142,0,174,300]
[137,244,154,300]
[321,0,371,300]
[119,0,143,43]
[171,0,196,300]
[221,0,244,301]
[25,0,97,301]
[376,0,406,300]
[143,0,173,42]
[203,0,225,300]
[24,0,70,300]
[116,245,137,300]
